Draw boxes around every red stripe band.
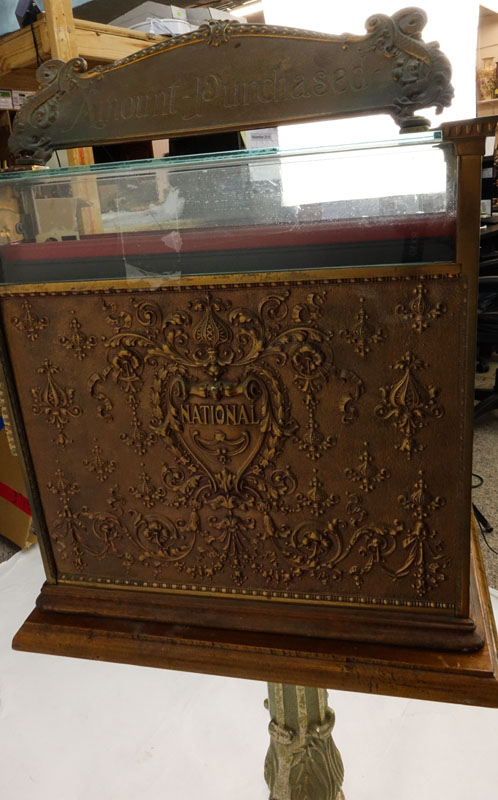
[0,481,32,516]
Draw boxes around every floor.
[0,530,17,563]
[1,545,497,800]
[473,357,498,589]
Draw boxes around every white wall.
[263,0,481,147]
[479,11,498,60]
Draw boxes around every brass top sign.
[9,8,453,164]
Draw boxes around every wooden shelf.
[477,99,498,119]
[0,1,166,165]
[0,15,163,91]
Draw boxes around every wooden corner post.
[44,0,94,168]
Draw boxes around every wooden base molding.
[35,578,483,654]
[13,531,498,708]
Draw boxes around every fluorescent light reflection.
[261,1,478,207]
[280,145,447,208]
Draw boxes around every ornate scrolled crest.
[10,10,454,164]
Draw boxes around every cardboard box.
[186,8,211,24]
[209,8,244,21]
[160,4,187,20]
[0,421,35,549]
[187,8,243,23]
[111,3,187,29]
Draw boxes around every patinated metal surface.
[265,684,344,800]
[0,269,469,615]
[9,9,454,164]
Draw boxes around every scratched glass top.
[0,133,456,284]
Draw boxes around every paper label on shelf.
[0,90,13,110]
[11,91,35,110]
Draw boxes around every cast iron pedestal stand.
[265,683,345,800]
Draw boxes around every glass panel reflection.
[0,133,456,285]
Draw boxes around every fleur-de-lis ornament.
[59,313,97,360]
[395,283,446,333]
[345,442,390,492]
[191,294,233,379]
[129,469,166,508]
[294,469,339,515]
[31,359,81,446]
[83,440,116,482]
[11,299,48,341]
[340,297,385,357]
[375,352,443,459]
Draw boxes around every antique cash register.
[1,9,497,707]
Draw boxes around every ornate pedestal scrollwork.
[265,684,344,800]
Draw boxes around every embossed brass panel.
[2,13,491,660]
[9,9,453,164]
[0,271,471,633]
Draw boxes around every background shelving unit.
[0,0,165,165]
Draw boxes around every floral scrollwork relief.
[33,284,454,605]
[31,359,82,446]
[375,351,444,459]
[203,19,233,47]
[47,467,125,571]
[339,297,385,357]
[345,441,390,493]
[291,355,337,460]
[349,472,448,596]
[88,369,113,423]
[83,440,116,482]
[50,460,450,599]
[95,290,363,522]
[128,468,166,508]
[395,283,447,333]
[345,491,367,527]
[120,407,157,455]
[348,522,401,589]
[396,470,448,596]
[291,469,339,516]
[47,467,86,570]
[59,312,97,360]
[11,299,48,341]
